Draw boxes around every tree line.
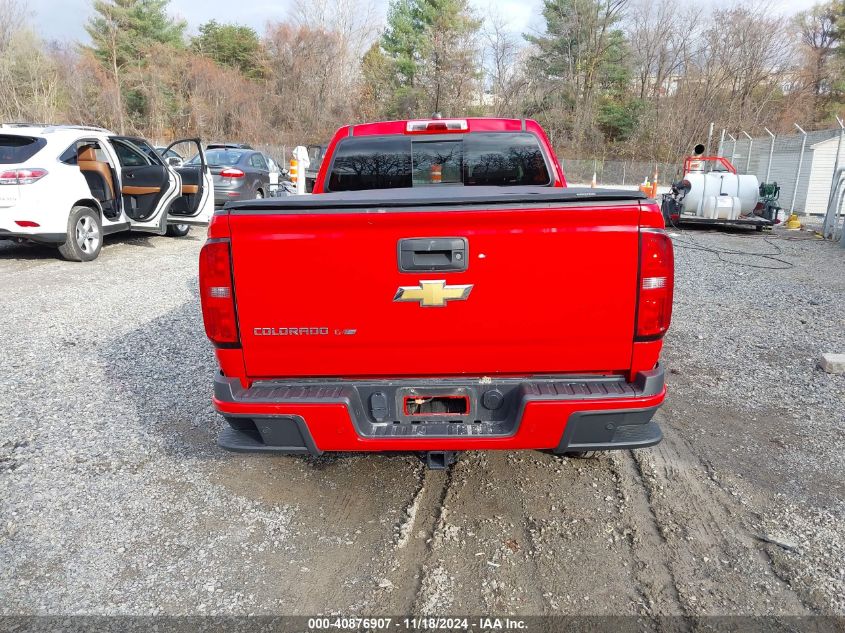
[0,0,843,163]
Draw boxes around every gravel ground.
[0,224,843,620]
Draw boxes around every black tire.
[166,223,190,237]
[58,206,102,262]
[564,450,602,459]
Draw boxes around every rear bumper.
[212,367,666,455]
[214,185,248,207]
[0,228,66,244]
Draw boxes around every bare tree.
[0,30,64,123]
[292,0,379,85]
[264,22,356,142]
[483,13,526,115]
[0,0,28,53]
[627,0,700,101]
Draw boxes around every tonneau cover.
[224,185,647,213]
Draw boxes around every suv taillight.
[199,239,239,345]
[636,229,674,340]
[0,168,48,185]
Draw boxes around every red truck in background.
[199,117,674,468]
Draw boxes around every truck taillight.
[636,229,674,340]
[199,239,239,346]
[0,168,48,185]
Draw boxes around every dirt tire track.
[453,453,549,615]
[628,423,811,617]
[611,451,687,622]
[385,464,454,612]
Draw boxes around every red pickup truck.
[200,118,673,468]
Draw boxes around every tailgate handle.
[398,237,468,272]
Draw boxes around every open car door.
[164,139,214,225]
[109,136,179,233]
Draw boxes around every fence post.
[718,129,726,157]
[728,133,737,165]
[790,124,807,215]
[742,131,752,173]
[706,122,714,156]
[764,128,775,183]
[823,117,844,239]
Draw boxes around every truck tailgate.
[227,188,643,379]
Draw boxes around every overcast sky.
[28,0,822,44]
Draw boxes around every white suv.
[0,125,214,261]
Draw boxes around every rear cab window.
[0,135,47,164]
[326,133,551,192]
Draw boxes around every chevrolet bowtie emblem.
[393,280,473,307]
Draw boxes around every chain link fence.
[255,144,289,168]
[716,127,843,219]
[559,158,678,187]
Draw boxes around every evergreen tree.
[86,0,185,68]
[85,0,185,132]
[371,0,482,118]
[526,0,631,149]
[193,20,265,79]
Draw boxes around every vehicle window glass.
[112,141,150,167]
[250,154,268,170]
[167,141,203,166]
[327,137,412,191]
[463,133,551,186]
[308,145,326,166]
[126,139,163,165]
[194,149,245,167]
[59,143,79,165]
[412,141,461,186]
[0,135,47,164]
[326,133,550,191]
[60,140,105,166]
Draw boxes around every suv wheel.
[166,223,190,237]
[58,206,102,262]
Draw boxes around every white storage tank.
[702,195,741,220]
[681,172,759,217]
